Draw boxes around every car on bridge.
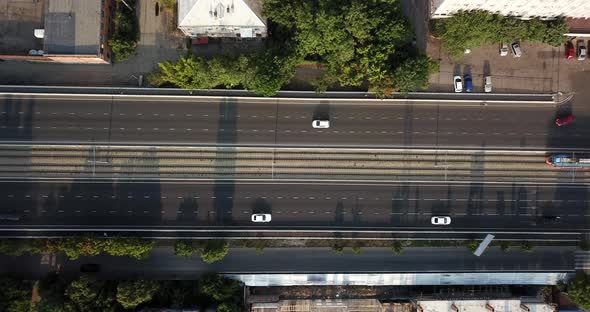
[431,216,451,225]
[251,213,272,223]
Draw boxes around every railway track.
[0,145,586,183]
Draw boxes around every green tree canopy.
[64,275,116,312]
[174,240,195,257]
[567,273,590,310]
[0,277,32,312]
[199,240,230,264]
[59,235,105,260]
[102,237,155,259]
[434,10,568,57]
[199,273,243,302]
[116,280,160,309]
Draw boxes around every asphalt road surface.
[1,181,588,231]
[0,94,584,149]
[0,246,576,280]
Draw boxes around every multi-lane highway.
[1,181,588,232]
[0,93,584,148]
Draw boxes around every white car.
[312,120,330,129]
[511,41,522,58]
[500,43,508,56]
[453,76,462,93]
[578,40,587,61]
[484,76,492,93]
[431,216,451,225]
[251,213,272,223]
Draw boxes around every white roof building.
[431,0,590,19]
[178,0,266,38]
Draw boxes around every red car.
[555,115,574,127]
[565,42,575,59]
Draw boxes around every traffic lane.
[1,182,589,229]
[1,95,583,148]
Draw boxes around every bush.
[109,0,139,62]
[500,241,511,252]
[351,245,362,255]
[467,240,479,252]
[102,237,155,259]
[391,241,403,255]
[0,276,33,312]
[199,240,230,264]
[174,240,195,257]
[161,0,176,10]
[520,241,534,252]
[434,10,568,57]
[108,39,136,62]
[116,280,160,309]
[332,245,344,254]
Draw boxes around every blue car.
[464,74,473,92]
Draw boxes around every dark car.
[80,263,101,273]
[555,115,574,127]
[464,74,473,92]
[540,216,562,225]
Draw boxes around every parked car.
[453,75,462,93]
[565,41,575,59]
[578,40,587,60]
[511,41,522,57]
[555,115,574,127]
[484,76,492,93]
[312,120,330,129]
[464,74,473,92]
[431,216,451,225]
[499,43,509,56]
[251,213,272,223]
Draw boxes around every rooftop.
[43,0,102,55]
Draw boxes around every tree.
[64,275,116,312]
[102,237,155,259]
[37,272,68,312]
[199,240,230,264]
[116,280,160,309]
[0,277,32,312]
[174,240,195,257]
[217,302,240,312]
[391,241,403,255]
[0,239,47,256]
[566,272,590,310]
[108,39,136,62]
[58,235,104,260]
[199,273,242,302]
[391,56,439,94]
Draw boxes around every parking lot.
[427,35,590,94]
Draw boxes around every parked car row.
[453,74,491,93]
[565,40,587,60]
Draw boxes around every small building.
[0,0,115,64]
[178,0,266,38]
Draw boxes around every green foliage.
[0,239,47,256]
[520,241,534,252]
[351,245,362,255]
[390,55,439,94]
[116,280,160,309]
[580,241,590,251]
[217,302,241,312]
[153,0,434,95]
[102,237,155,259]
[199,240,230,264]
[434,10,569,57]
[467,240,479,252]
[0,276,32,312]
[391,241,403,255]
[331,245,344,254]
[37,272,68,312]
[110,0,139,62]
[566,272,590,310]
[500,241,511,252]
[108,39,136,62]
[174,240,195,257]
[59,235,105,260]
[64,275,116,312]
[199,273,243,302]
[161,0,176,10]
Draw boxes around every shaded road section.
[0,246,576,280]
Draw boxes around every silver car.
[484,76,492,93]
